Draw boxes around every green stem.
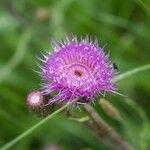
[0,98,79,150]
[112,63,150,82]
[137,0,150,13]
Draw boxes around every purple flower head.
[39,36,116,104]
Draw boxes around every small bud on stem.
[26,90,56,117]
[99,98,121,121]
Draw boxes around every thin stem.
[137,0,150,13]
[112,63,150,82]
[83,104,135,150]
[0,98,79,150]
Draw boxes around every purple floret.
[39,36,116,104]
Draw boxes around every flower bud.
[35,8,49,22]
[99,98,121,121]
[26,90,56,117]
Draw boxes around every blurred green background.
[0,0,150,150]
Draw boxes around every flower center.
[67,64,89,80]
[74,70,83,77]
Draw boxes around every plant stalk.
[83,104,135,150]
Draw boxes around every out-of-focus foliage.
[0,0,150,150]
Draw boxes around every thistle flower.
[39,36,116,104]
[26,90,56,117]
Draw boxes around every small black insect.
[113,63,119,71]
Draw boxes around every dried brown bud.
[99,98,121,121]
[35,8,49,21]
